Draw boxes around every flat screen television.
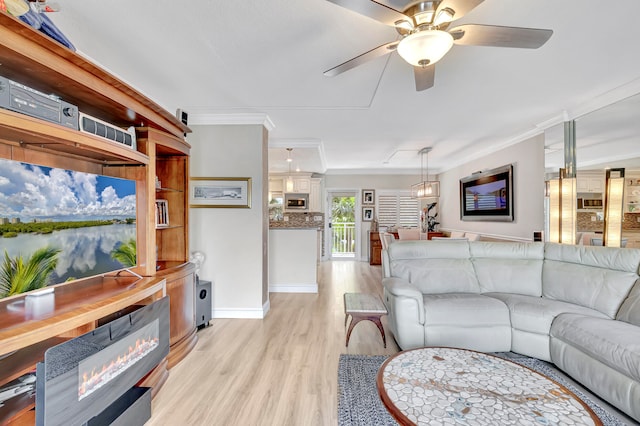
[0,158,137,299]
[460,164,514,222]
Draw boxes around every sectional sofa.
[381,240,640,422]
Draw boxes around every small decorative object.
[190,177,251,208]
[362,189,375,205]
[370,217,378,231]
[362,206,375,222]
[155,176,161,189]
[189,251,206,282]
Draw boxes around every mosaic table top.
[377,347,601,426]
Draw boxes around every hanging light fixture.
[285,148,294,192]
[397,29,454,67]
[411,147,440,199]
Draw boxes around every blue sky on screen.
[0,158,136,221]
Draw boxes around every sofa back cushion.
[617,279,640,326]
[387,241,480,294]
[543,243,640,318]
[470,242,544,296]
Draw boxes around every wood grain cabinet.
[370,232,383,265]
[0,12,195,423]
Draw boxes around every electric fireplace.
[36,297,169,426]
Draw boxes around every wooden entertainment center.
[0,12,196,424]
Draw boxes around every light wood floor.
[147,260,399,426]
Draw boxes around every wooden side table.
[344,293,388,348]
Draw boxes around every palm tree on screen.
[110,239,136,267]
[0,247,61,298]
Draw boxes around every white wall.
[438,134,545,241]
[188,124,268,318]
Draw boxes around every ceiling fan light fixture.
[433,7,455,26]
[414,11,435,25]
[394,19,414,31]
[397,30,454,67]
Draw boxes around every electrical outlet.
[305,216,309,222]
[314,216,322,221]
[591,216,596,222]
[284,216,289,222]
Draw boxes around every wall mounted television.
[0,158,137,299]
[460,164,514,222]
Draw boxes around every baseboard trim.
[269,283,318,293]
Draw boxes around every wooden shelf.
[0,12,189,139]
[0,275,166,356]
[0,337,67,387]
[0,109,149,165]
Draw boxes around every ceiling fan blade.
[449,24,553,49]
[436,0,484,22]
[326,0,410,27]
[414,65,435,91]
[324,41,398,77]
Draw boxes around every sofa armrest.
[383,277,425,324]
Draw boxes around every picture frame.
[362,189,375,205]
[190,177,252,208]
[362,206,375,222]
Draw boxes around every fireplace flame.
[78,335,159,400]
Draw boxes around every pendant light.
[285,148,294,192]
[411,147,440,199]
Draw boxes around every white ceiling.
[48,0,640,175]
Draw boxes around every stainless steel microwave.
[284,193,308,210]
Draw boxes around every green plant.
[110,239,137,267]
[0,247,61,298]
[332,196,355,222]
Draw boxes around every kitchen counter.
[269,229,319,293]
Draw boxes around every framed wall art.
[190,177,252,208]
[362,189,375,205]
[362,206,375,222]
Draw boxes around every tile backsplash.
[577,212,640,231]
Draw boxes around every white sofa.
[381,240,640,422]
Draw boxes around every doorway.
[327,192,358,259]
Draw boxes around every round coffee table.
[377,347,602,425]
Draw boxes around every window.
[378,193,419,229]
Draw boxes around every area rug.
[337,353,631,426]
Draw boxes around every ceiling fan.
[323,0,553,91]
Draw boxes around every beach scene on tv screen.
[0,158,136,295]
[464,180,507,211]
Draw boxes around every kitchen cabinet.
[309,178,323,212]
[289,177,311,193]
[625,176,640,213]
[577,174,604,193]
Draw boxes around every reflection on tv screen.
[464,180,508,211]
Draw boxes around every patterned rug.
[337,353,632,426]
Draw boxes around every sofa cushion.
[543,243,640,318]
[471,242,544,296]
[391,259,480,294]
[388,241,480,294]
[617,279,640,326]
[550,313,640,382]
[423,293,511,328]
[486,293,607,335]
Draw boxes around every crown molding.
[188,112,275,131]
